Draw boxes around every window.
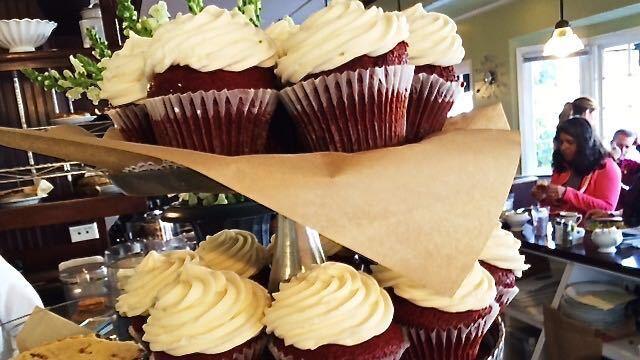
[449,60,474,117]
[600,43,640,142]
[517,27,640,176]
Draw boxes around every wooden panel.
[0,0,41,21]
[0,195,147,231]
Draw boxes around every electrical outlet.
[69,223,99,242]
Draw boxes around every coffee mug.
[558,211,582,224]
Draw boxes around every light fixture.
[543,0,584,58]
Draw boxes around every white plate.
[51,114,96,125]
[622,227,640,236]
[0,194,46,208]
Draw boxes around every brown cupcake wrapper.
[406,73,461,143]
[267,340,408,360]
[149,335,266,360]
[496,285,519,312]
[143,89,278,156]
[106,103,156,144]
[400,302,499,360]
[280,64,415,153]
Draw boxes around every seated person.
[0,255,43,359]
[532,117,621,216]
[611,129,640,163]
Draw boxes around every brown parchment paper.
[0,104,520,296]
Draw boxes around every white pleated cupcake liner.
[280,64,415,153]
[106,103,155,144]
[405,73,461,142]
[496,285,519,312]
[143,88,278,155]
[400,302,499,360]
[267,337,409,360]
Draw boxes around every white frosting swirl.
[480,225,530,277]
[99,34,152,106]
[265,16,299,58]
[196,229,268,278]
[372,262,496,312]
[265,262,393,350]
[143,264,270,356]
[116,250,198,316]
[401,4,465,66]
[145,5,276,76]
[275,0,409,83]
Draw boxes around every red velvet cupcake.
[402,4,464,142]
[144,264,270,360]
[116,250,198,342]
[195,229,270,287]
[372,262,498,360]
[140,6,278,155]
[277,0,414,153]
[265,262,408,359]
[99,34,155,144]
[479,225,530,311]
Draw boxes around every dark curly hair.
[552,117,607,176]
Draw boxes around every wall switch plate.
[69,223,99,242]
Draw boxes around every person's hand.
[531,183,547,202]
[546,183,566,201]
[586,209,611,220]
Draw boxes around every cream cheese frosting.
[143,264,270,356]
[265,16,299,58]
[116,250,198,316]
[480,224,530,277]
[144,5,276,77]
[372,261,496,312]
[265,262,393,350]
[99,33,152,106]
[196,229,268,278]
[275,0,409,83]
[401,3,465,66]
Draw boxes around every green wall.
[453,0,640,130]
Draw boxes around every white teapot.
[591,227,623,253]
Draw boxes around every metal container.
[268,215,325,292]
[58,256,110,313]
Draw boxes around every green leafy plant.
[117,0,170,37]
[22,1,170,104]
[186,0,204,15]
[237,0,261,27]
[87,28,111,60]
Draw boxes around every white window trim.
[516,26,640,175]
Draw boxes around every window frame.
[516,26,640,176]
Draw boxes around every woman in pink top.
[532,117,621,216]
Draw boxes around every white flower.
[62,70,73,78]
[48,70,61,79]
[69,56,86,75]
[66,87,84,101]
[57,80,73,88]
[213,194,228,205]
[86,86,101,105]
[242,6,257,24]
[149,1,170,24]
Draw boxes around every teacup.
[558,211,583,224]
[503,211,530,231]
[591,227,623,253]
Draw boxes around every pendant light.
[543,0,584,58]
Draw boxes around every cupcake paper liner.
[267,340,409,360]
[143,89,278,155]
[150,335,266,360]
[405,73,460,143]
[400,302,499,360]
[496,285,519,312]
[106,103,156,144]
[280,64,415,153]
